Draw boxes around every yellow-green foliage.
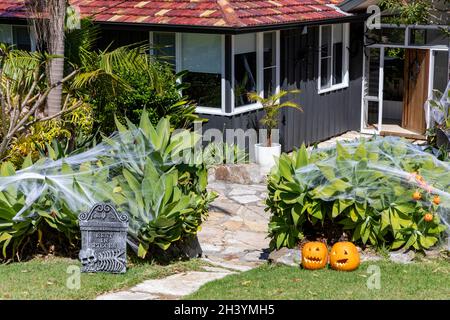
[8,101,93,167]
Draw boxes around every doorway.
[362,46,448,139]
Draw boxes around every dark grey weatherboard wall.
[279,22,364,152]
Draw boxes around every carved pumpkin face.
[330,242,360,271]
[301,242,328,270]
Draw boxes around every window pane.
[320,26,332,89]
[433,51,449,92]
[183,72,222,108]
[264,32,276,68]
[410,28,449,46]
[12,26,31,51]
[235,34,257,107]
[321,26,332,58]
[181,33,221,74]
[181,33,222,109]
[367,48,380,97]
[264,67,276,98]
[332,24,343,85]
[152,32,176,66]
[321,57,331,88]
[0,24,12,45]
[264,32,277,98]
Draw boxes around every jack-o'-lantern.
[330,242,360,271]
[301,242,328,270]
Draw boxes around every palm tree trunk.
[46,0,66,116]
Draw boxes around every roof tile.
[0,0,348,28]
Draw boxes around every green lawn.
[0,256,204,300]
[186,260,450,300]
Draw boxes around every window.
[319,23,349,93]
[151,32,176,67]
[233,31,279,110]
[234,33,258,107]
[263,32,277,98]
[181,33,222,109]
[148,31,280,114]
[0,25,32,50]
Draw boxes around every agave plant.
[267,137,448,251]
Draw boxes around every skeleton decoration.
[79,203,128,273]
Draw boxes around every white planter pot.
[255,143,281,169]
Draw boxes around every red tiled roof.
[0,0,349,28]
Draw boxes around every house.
[0,1,448,151]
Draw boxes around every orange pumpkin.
[301,242,328,270]
[433,196,441,205]
[330,242,360,271]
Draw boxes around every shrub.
[267,138,448,251]
[0,113,216,261]
[90,58,202,136]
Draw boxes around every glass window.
[12,26,31,51]
[152,32,176,67]
[410,28,449,46]
[319,24,349,92]
[263,32,277,98]
[320,25,332,88]
[234,33,257,107]
[181,33,222,109]
[433,51,449,93]
[0,24,12,45]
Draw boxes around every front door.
[402,49,430,134]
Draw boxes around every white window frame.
[232,31,280,115]
[149,31,280,116]
[318,23,350,94]
[150,31,226,115]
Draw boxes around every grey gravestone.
[79,203,129,273]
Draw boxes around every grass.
[0,256,205,300]
[186,260,450,300]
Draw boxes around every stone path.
[198,181,270,266]
[96,182,270,300]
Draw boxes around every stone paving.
[198,181,270,265]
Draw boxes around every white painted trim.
[318,23,350,94]
[229,103,263,115]
[196,107,226,115]
[257,32,264,98]
[231,34,235,113]
[426,50,435,129]
[367,44,448,51]
[220,34,226,115]
[318,82,350,94]
[275,30,281,96]
[360,38,367,133]
[377,47,385,134]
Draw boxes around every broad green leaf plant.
[0,113,216,261]
[267,137,448,251]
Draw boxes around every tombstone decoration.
[79,203,129,273]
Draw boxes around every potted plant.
[429,85,450,151]
[248,90,302,169]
